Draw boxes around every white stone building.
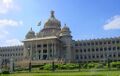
[0,11,120,64]
[0,46,24,65]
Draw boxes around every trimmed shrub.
[43,64,52,70]
[111,62,120,69]
[2,71,10,74]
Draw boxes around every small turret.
[60,24,71,36]
[25,27,35,39]
[60,24,72,62]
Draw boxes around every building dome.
[61,24,71,33]
[37,10,61,37]
[44,10,61,29]
[60,24,71,36]
[25,28,35,39]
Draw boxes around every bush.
[65,63,78,69]
[95,63,104,69]
[111,62,120,69]
[87,63,95,69]
[43,64,52,70]
[2,71,10,74]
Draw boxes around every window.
[39,55,41,59]
[92,48,95,52]
[100,48,103,51]
[79,43,82,46]
[104,47,107,51]
[96,48,98,51]
[113,47,116,50]
[117,47,120,50]
[95,42,98,45]
[108,41,111,44]
[21,53,23,56]
[116,40,120,44]
[75,55,79,60]
[104,42,106,45]
[91,42,94,45]
[96,55,99,58]
[101,55,103,58]
[118,53,120,57]
[88,49,90,52]
[83,43,86,46]
[84,49,86,52]
[76,49,79,53]
[84,56,87,59]
[80,49,82,52]
[112,41,115,44]
[43,55,47,60]
[87,43,90,46]
[109,54,112,57]
[113,54,116,57]
[75,43,78,46]
[50,54,52,57]
[99,42,102,45]
[88,55,91,59]
[37,44,41,48]
[39,50,41,53]
[43,44,47,47]
[50,49,52,53]
[80,56,83,59]
[43,49,47,53]
[92,55,95,58]
[108,47,111,51]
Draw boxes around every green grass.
[0,70,120,76]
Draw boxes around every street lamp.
[28,48,32,72]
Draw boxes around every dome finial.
[51,10,55,18]
[30,27,32,31]
[64,23,67,27]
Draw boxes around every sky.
[0,0,120,46]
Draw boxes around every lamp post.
[28,48,32,72]
[52,43,55,72]
[78,61,81,71]
[106,53,111,70]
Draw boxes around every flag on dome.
[37,21,41,26]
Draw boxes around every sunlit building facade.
[0,11,120,64]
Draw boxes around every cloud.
[0,19,23,28]
[0,30,9,38]
[0,19,23,38]
[103,15,120,30]
[0,0,20,14]
[0,39,23,47]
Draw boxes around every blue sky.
[0,0,120,46]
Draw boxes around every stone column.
[36,41,38,60]
[54,43,57,59]
[52,42,54,60]
[41,43,43,60]
[47,42,49,60]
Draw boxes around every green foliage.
[2,71,10,74]
[43,64,52,70]
[95,63,104,68]
[87,63,95,69]
[32,64,43,68]
[65,63,78,69]
[111,62,120,69]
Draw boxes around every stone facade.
[0,46,24,65]
[0,11,120,63]
[23,11,73,62]
[73,38,120,62]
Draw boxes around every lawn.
[0,70,120,76]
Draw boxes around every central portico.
[23,36,63,60]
